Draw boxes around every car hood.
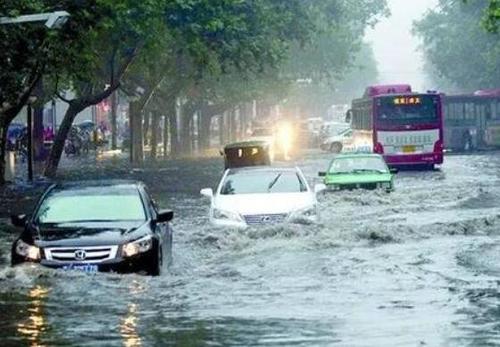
[214,192,316,216]
[34,221,148,247]
[325,173,392,185]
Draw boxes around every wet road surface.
[2,151,500,346]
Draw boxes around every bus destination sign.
[393,97,421,105]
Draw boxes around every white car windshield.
[329,157,389,174]
[220,170,307,195]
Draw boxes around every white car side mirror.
[200,188,214,198]
[314,183,327,194]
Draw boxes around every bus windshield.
[376,95,439,126]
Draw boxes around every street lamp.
[0,11,70,29]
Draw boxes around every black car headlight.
[122,235,153,258]
[15,239,41,260]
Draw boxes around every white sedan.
[200,167,325,228]
[320,127,353,153]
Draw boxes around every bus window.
[466,103,476,121]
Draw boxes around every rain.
[1,1,500,346]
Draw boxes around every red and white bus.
[350,84,444,168]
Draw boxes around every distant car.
[221,141,272,169]
[320,127,353,153]
[200,167,325,228]
[319,153,396,192]
[11,180,174,276]
[319,122,349,141]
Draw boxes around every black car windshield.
[36,187,146,224]
[329,157,389,174]
[220,170,307,195]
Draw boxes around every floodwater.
[2,151,500,346]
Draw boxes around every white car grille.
[244,213,288,225]
[44,246,119,263]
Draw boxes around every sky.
[365,0,439,92]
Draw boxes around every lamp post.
[0,11,70,29]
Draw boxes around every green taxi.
[318,153,396,192]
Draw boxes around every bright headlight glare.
[16,239,40,260]
[213,208,242,222]
[122,235,153,257]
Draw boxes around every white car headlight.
[122,235,153,258]
[15,239,40,260]
[213,208,243,222]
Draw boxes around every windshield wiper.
[267,173,282,192]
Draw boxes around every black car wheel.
[146,244,162,276]
[330,142,342,153]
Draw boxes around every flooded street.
[2,151,500,346]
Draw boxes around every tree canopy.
[414,0,500,91]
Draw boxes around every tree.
[414,0,500,91]
[0,0,104,183]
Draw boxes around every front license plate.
[62,264,98,273]
[402,145,416,153]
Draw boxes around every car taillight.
[433,140,443,153]
[374,142,384,154]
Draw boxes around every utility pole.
[27,106,33,181]
[111,91,118,150]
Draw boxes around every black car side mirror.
[389,168,399,174]
[11,214,27,227]
[157,209,174,223]
[318,171,327,177]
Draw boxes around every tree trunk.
[143,111,150,147]
[169,112,179,158]
[229,109,237,142]
[130,101,144,166]
[199,114,211,151]
[45,102,85,178]
[111,91,118,150]
[191,112,197,153]
[163,115,169,158]
[219,114,225,145]
[150,111,160,160]
[181,113,192,155]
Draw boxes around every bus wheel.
[330,142,342,153]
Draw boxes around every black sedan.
[11,180,173,276]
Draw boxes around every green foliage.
[414,0,500,90]
[0,1,104,112]
[178,0,388,117]
[483,0,500,32]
